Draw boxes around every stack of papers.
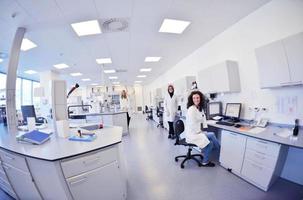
[17,130,52,145]
[275,129,293,138]
[247,127,266,134]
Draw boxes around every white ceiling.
[0,0,270,86]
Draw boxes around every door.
[283,32,303,84]
[255,40,290,88]
[3,163,42,200]
[67,161,125,200]
[219,130,247,174]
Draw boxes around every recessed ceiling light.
[91,83,98,86]
[70,72,82,77]
[137,75,146,78]
[135,80,142,83]
[96,58,112,64]
[0,58,3,63]
[109,76,118,80]
[71,20,102,36]
[112,81,120,84]
[82,78,91,81]
[21,38,37,51]
[159,18,191,34]
[113,84,121,87]
[53,63,69,69]
[24,70,37,74]
[144,57,161,62]
[140,68,152,72]
[104,69,116,74]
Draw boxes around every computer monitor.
[21,105,36,124]
[207,102,222,119]
[224,103,241,119]
[159,101,164,109]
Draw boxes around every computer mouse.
[234,124,241,128]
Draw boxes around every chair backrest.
[174,120,184,145]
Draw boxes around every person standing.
[185,90,220,167]
[120,90,131,127]
[164,84,178,139]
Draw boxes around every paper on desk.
[207,120,217,125]
[247,127,266,134]
[275,129,292,138]
[39,128,53,135]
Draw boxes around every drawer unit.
[246,137,280,158]
[61,146,118,178]
[244,149,278,169]
[241,158,274,190]
[0,149,29,172]
[0,179,16,199]
[0,169,10,184]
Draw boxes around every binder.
[19,130,51,145]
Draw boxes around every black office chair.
[145,106,153,120]
[174,120,203,169]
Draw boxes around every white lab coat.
[164,93,178,122]
[120,97,130,112]
[185,105,210,149]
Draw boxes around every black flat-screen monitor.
[207,102,222,119]
[224,103,241,119]
[21,105,36,124]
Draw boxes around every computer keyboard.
[216,121,235,126]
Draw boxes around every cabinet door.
[67,161,125,200]
[212,63,230,93]
[255,41,291,88]
[3,163,42,200]
[283,32,303,84]
[198,67,213,93]
[219,131,247,174]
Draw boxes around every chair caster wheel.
[198,163,202,167]
[175,158,178,162]
[181,165,184,169]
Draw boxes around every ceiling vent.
[100,18,129,33]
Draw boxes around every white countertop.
[0,125,123,161]
[70,111,127,117]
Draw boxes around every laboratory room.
[0,0,303,200]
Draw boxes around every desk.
[0,124,127,199]
[207,121,303,191]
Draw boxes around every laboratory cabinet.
[219,130,247,175]
[197,60,241,94]
[255,32,303,88]
[219,130,288,191]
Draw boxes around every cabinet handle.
[83,157,100,166]
[69,177,87,186]
[229,132,237,136]
[4,155,15,160]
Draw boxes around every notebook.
[20,130,51,145]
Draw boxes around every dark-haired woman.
[164,84,178,139]
[185,90,220,167]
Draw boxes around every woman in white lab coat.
[185,90,220,167]
[120,90,131,127]
[164,85,178,139]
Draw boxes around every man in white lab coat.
[164,84,178,139]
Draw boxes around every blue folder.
[20,130,51,145]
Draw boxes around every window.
[22,79,32,106]
[0,73,6,106]
[33,81,40,108]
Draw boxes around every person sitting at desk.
[185,90,220,167]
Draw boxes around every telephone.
[254,118,269,128]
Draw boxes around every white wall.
[144,0,303,124]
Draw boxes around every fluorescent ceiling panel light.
[21,38,37,51]
[140,68,152,72]
[91,83,98,86]
[112,81,120,84]
[137,75,146,78]
[0,58,3,63]
[24,70,37,74]
[159,18,191,34]
[53,63,69,69]
[135,81,142,83]
[70,72,82,77]
[71,20,101,36]
[96,58,112,64]
[104,69,116,74]
[144,57,161,62]
[109,76,118,79]
[82,78,91,81]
